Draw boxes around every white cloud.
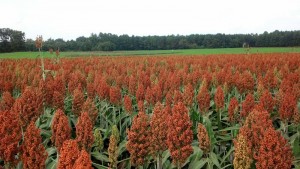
[1,0,299,40]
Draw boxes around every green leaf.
[290,133,300,142]
[209,152,221,168]
[218,126,240,132]
[121,116,131,127]
[116,110,129,122]
[191,108,200,122]
[216,135,232,142]
[91,151,109,162]
[204,118,217,145]
[292,135,300,156]
[42,138,51,146]
[189,158,207,169]
[36,117,41,126]
[221,163,233,169]
[69,115,78,126]
[99,113,113,126]
[46,159,57,169]
[188,146,205,169]
[41,129,52,138]
[46,147,57,156]
[162,150,170,166]
[92,162,109,169]
[16,162,23,169]
[221,146,234,165]
[118,140,127,155]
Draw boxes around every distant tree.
[0,28,25,52]
[10,30,25,51]
[76,36,92,51]
[25,39,35,51]
[94,41,116,51]
[66,40,78,51]
[178,39,190,49]
[54,38,67,51]
[43,38,55,51]
[0,28,12,52]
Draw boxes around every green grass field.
[0,47,299,59]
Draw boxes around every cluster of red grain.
[0,53,299,168]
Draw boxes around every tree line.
[1,28,300,53]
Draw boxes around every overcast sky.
[1,0,300,40]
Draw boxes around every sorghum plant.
[82,98,98,124]
[240,93,255,120]
[197,81,210,114]
[108,134,118,168]
[228,97,239,123]
[22,122,47,169]
[57,139,80,169]
[197,123,211,155]
[233,134,252,169]
[167,102,193,168]
[51,109,72,153]
[0,110,22,167]
[150,102,168,169]
[255,127,293,169]
[76,112,94,151]
[124,95,133,114]
[73,150,93,169]
[126,111,151,166]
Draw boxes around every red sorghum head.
[167,102,193,167]
[183,83,194,108]
[136,83,145,102]
[73,150,93,169]
[76,112,94,151]
[58,139,80,169]
[197,83,210,114]
[258,90,274,113]
[228,97,239,123]
[51,109,71,153]
[279,93,297,123]
[240,93,255,119]
[214,86,225,110]
[72,87,84,117]
[0,110,22,166]
[108,134,118,168]
[126,111,151,166]
[239,110,273,158]
[0,91,14,111]
[14,87,43,129]
[110,86,122,106]
[233,134,252,169]
[150,102,168,157]
[82,98,98,125]
[53,91,65,110]
[152,84,163,104]
[255,127,293,169]
[197,123,210,154]
[145,87,154,106]
[124,95,133,114]
[22,122,47,169]
[137,100,145,112]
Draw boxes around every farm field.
[0,53,300,169]
[0,47,300,59]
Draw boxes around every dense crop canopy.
[0,53,299,168]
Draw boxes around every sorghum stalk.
[35,35,45,81]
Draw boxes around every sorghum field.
[0,53,300,169]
